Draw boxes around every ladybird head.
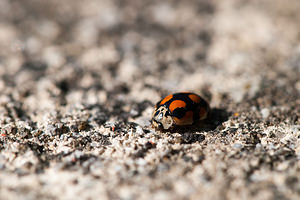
[151,106,174,130]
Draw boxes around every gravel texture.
[0,0,300,199]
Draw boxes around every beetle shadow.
[198,108,231,132]
[167,108,231,143]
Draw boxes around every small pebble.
[261,108,270,118]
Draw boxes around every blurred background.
[1,0,299,110]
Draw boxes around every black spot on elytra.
[172,107,186,119]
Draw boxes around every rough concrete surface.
[0,0,299,199]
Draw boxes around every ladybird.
[151,92,209,130]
